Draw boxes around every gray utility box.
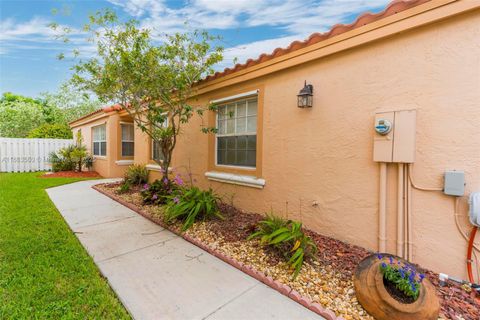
[444,170,465,196]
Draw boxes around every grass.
[0,172,130,319]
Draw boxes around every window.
[92,124,106,156]
[152,116,168,162]
[121,123,134,157]
[216,97,257,167]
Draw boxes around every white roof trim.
[210,90,258,104]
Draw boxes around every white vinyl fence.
[0,138,74,172]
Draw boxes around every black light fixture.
[297,81,313,108]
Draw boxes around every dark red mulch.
[209,203,263,242]
[41,171,101,178]
[424,270,480,320]
[304,230,371,280]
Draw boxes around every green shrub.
[124,164,148,185]
[141,178,179,205]
[164,186,223,231]
[27,123,73,139]
[48,133,91,172]
[248,215,317,278]
[117,180,131,194]
[49,151,75,172]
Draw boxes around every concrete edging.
[92,184,344,320]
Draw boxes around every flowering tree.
[55,10,223,181]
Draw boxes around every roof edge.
[197,0,432,85]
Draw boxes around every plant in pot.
[354,253,440,320]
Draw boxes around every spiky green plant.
[248,215,317,278]
[164,186,223,231]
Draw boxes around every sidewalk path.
[47,180,324,320]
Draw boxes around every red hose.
[467,226,478,284]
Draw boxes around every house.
[69,0,480,281]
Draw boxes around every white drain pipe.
[397,163,405,258]
[379,163,387,252]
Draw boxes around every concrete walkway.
[47,180,323,320]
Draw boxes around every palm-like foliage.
[249,215,317,278]
[164,186,223,231]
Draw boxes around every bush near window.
[48,132,93,172]
[124,164,148,185]
[27,123,73,139]
[248,214,317,278]
[164,186,223,232]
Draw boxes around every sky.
[0,0,390,97]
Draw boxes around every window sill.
[94,156,107,160]
[115,160,134,166]
[205,171,265,189]
[146,164,172,173]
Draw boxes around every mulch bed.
[41,171,102,178]
[95,182,480,320]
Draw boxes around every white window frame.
[120,123,134,157]
[92,124,107,157]
[215,95,257,170]
[151,115,169,162]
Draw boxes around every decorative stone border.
[92,184,344,320]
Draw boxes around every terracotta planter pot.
[354,254,440,320]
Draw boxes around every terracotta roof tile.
[69,104,123,125]
[199,0,431,84]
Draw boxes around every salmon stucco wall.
[71,6,480,281]
[135,9,479,280]
[71,113,133,178]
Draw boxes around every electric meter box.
[373,109,416,163]
[444,170,465,196]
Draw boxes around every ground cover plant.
[248,214,317,278]
[96,181,480,320]
[164,186,223,231]
[0,173,130,319]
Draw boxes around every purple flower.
[411,283,417,292]
[419,274,425,283]
[389,256,393,265]
[377,253,383,260]
[152,194,158,200]
[173,197,180,204]
[399,268,405,278]
[143,183,149,190]
[174,174,184,186]
[163,178,169,185]
[381,262,387,269]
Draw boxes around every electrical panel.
[469,192,480,227]
[444,170,465,196]
[373,109,416,163]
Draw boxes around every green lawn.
[0,172,130,319]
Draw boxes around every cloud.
[105,0,390,68]
[0,17,56,42]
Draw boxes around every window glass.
[216,96,257,167]
[92,125,106,156]
[121,124,134,157]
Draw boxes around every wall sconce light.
[297,81,313,108]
